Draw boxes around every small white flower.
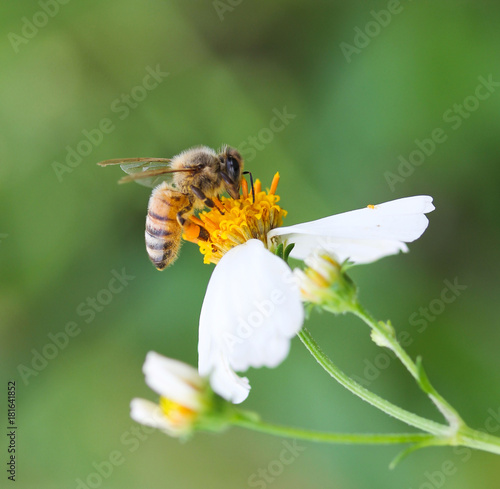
[198,195,434,403]
[267,195,435,264]
[130,352,206,436]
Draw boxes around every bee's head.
[219,146,244,200]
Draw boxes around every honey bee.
[98,146,244,270]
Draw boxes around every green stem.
[232,413,433,445]
[352,304,463,428]
[298,325,500,456]
[353,305,419,379]
[298,327,450,437]
[458,427,500,455]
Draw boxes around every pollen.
[184,172,287,264]
[159,396,196,427]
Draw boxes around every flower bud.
[294,251,358,313]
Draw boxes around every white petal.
[198,239,304,403]
[209,353,250,404]
[144,352,204,387]
[268,196,434,263]
[130,398,179,434]
[143,352,202,411]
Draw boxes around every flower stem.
[297,327,450,436]
[298,327,500,456]
[232,413,433,445]
[352,304,464,429]
[458,426,500,455]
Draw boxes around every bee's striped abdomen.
[145,183,189,270]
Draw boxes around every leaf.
[389,439,436,469]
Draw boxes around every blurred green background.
[2,1,500,488]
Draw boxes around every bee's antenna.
[243,171,255,203]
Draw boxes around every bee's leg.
[190,185,225,214]
[184,216,210,242]
[176,201,193,227]
[182,221,210,242]
[177,200,210,242]
[190,185,215,208]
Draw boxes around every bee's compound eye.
[226,156,240,181]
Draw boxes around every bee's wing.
[98,157,194,188]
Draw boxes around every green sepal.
[340,259,355,271]
[284,243,295,263]
[274,242,284,259]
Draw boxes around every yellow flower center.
[184,173,287,264]
[159,396,197,428]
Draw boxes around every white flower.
[130,352,206,436]
[198,195,434,404]
[267,195,435,264]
